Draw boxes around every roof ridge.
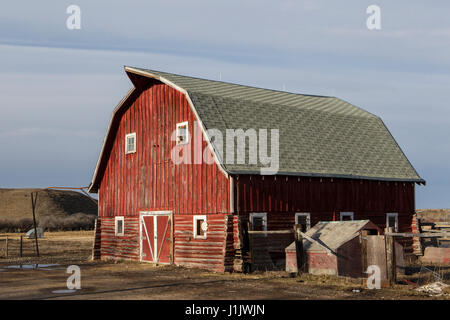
[126,66,335,99]
[189,90,375,119]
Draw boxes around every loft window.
[295,213,311,232]
[193,215,207,239]
[115,216,125,236]
[340,212,354,221]
[125,133,136,154]
[250,213,267,232]
[386,213,398,232]
[176,121,189,145]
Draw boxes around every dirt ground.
[0,231,449,300]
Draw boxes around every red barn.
[88,66,425,272]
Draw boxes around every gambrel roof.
[88,66,424,192]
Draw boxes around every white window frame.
[295,212,311,230]
[115,216,125,236]
[386,213,399,232]
[125,132,136,154]
[340,212,354,221]
[250,212,267,232]
[176,121,189,145]
[193,215,207,239]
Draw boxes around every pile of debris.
[415,282,449,297]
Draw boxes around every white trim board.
[295,212,311,230]
[340,212,354,221]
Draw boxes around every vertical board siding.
[98,82,230,218]
[234,175,416,254]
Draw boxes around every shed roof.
[88,67,425,192]
[300,220,380,252]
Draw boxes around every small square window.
[250,212,267,233]
[125,133,136,154]
[194,215,207,239]
[115,217,125,236]
[295,213,311,232]
[340,212,354,221]
[176,122,189,145]
[386,213,398,232]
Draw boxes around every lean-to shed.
[286,220,381,277]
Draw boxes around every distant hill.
[0,188,97,219]
[416,209,450,222]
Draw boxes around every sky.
[0,1,449,208]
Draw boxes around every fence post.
[31,192,40,257]
[385,227,396,286]
[20,235,23,257]
[247,221,253,272]
[294,225,304,274]
[360,231,368,277]
[5,236,8,258]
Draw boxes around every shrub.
[0,213,96,232]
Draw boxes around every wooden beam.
[247,230,294,234]
[385,232,450,238]
[294,225,304,273]
[30,192,39,257]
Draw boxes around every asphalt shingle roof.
[127,67,424,183]
[287,220,379,252]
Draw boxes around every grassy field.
[0,231,449,300]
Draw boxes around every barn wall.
[235,175,414,218]
[234,175,416,253]
[95,216,140,260]
[234,175,415,254]
[173,214,233,272]
[98,80,230,219]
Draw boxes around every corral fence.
[0,235,39,258]
[247,227,295,272]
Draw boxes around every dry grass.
[0,231,94,264]
[0,231,448,300]
[416,209,450,222]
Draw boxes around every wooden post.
[20,235,23,257]
[385,227,396,286]
[31,192,40,257]
[5,235,8,258]
[360,231,368,277]
[294,225,304,274]
[247,221,253,271]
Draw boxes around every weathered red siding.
[234,175,416,254]
[173,214,234,272]
[94,78,418,271]
[235,175,414,226]
[98,81,230,217]
[96,80,231,263]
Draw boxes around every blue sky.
[1,1,449,208]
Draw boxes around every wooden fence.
[247,229,294,271]
[0,235,39,258]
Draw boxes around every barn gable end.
[89,66,425,271]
